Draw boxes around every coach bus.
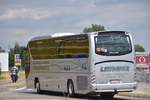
[25,31,137,98]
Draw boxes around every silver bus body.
[26,31,137,97]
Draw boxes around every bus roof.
[30,33,78,42]
[30,35,52,41]
[29,31,128,42]
[51,33,76,37]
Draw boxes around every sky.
[0,0,150,52]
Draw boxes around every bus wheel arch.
[34,78,41,93]
[67,79,75,97]
[34,77,39,88]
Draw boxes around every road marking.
[15,86,26,91]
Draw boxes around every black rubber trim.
[95,60,134,65]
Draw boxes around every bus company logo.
[100,66,129,72]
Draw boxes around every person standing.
[10,66,18,83]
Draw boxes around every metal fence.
[135,68,150,83]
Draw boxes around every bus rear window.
[95,33,132,56]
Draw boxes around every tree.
[9,48,15,67]
[9,42,21,68]
[134,44,145,52]
[9,42,28,70]
[14,42,21,54]
[20,48,29,70]
[83,24,105,33]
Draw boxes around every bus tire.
[35,81,41,94]
[67,80,75,97]
[100,92,115,98]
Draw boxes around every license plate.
[110,79,120,84]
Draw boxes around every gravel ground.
[118,82,150,98]
[0,75,25,92]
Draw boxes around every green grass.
[0,71,25,82]
[18,71,25,78]
[0,72,10,80]
[0,71,26,93]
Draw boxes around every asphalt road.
[0,87,149,100]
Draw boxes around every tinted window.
[95,33,132,56]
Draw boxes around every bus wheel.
[67,80,75,97]
[100,92,115,98]
[35,81,41,94]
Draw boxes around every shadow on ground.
[20,90,128,100]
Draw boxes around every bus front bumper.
[91,82,137,93]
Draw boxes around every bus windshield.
[95,33,132,56]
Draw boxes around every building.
[0,52,9,72]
